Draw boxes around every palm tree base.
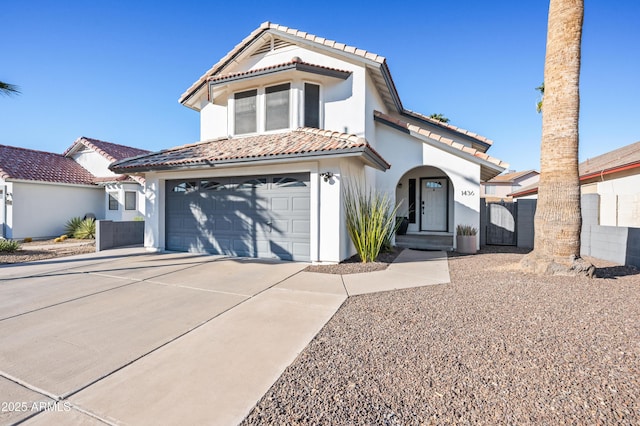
[521,252,595,278]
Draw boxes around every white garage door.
[165,173,310,261]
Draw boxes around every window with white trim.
[304,83,320,128]
[108,193,118,210]
[265,83,290,131]
[234,89,257,134]
[485,185,496,195]
[125,191,136,210]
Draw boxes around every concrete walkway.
[0,248,450,426]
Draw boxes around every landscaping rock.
[243,247,640,424]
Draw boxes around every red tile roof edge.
[207,58,351,84]
[401,109,493,147]
[179,21,387,106]
[110,128,390,172]
[373,111,508,170]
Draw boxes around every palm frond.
[0,81,21,96]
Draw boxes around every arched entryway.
[395,166,454,250]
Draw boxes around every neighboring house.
[0,137,149,239]
[111,22,508,262]
[481,170,539,202]
[510,141,640,227]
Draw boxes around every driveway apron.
[1,248,447,425]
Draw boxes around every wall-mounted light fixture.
[320,172,334,182]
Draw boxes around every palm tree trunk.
[521,0,594,276]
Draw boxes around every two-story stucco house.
[0,137,148,240]
[111,22,508,262]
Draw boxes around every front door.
[420,178,448,231]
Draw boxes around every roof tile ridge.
[77,137,117,163]
[1,143,61,157]
[403,109,494,145]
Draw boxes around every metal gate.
[486,201,517,245]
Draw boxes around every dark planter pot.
[396,217,409,235]
[456,235,477,254]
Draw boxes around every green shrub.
[343,182,401,263]
[133,216,145,222]
[64,217,84,237]
[0,239,21,253]
[23,237,33,243]
[74,218,96,239]
[456,224,478,236]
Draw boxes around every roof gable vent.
[252,38,295,56]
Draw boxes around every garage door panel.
[271,197,289,211]
[292,219,310,234]
[166,174,310,261]
[292,197,310,211]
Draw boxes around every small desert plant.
[23,237,33,243]
[74,218,96,239]
[343,182,401,263]
[0,239,21,253]
[456,224,478,236]
[64,217,84,237]
[54,237,63,243]
[60,234,68,241]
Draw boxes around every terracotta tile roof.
[64,137,150,162]
[110,129,390,172]
[0,144,97,185]
[179,22,491,147]
[179,21,385,105]
[580,141,640,177]
[207,58,351,85]
[373,110,507,180]
[486,169,539,184]
[510,141,640,198]
[401,110,494,148]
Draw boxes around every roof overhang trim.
[111,147,389,174]
[374,113,505,180]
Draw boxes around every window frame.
[303,82,321,129]
[233,88,258,135]
[124,191,137,210]
[108,193,119,210]
[264,83,291,131]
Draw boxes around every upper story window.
[234,89,257,134]
[265,83,290,131]
[231,82,322,135]
[304,83,320,128]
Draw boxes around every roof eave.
[111,148,389,174]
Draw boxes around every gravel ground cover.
[304,247,402,275]
[0,239,95,264]
[243,247,640,425]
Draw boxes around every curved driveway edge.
[0,248,449,425]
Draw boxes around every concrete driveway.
[0,248,346,425]
[1,247,449,425]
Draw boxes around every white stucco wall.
[5,181,104,239]
[71,150,119,177]
[198,44,368,142]
[373,124,482,248]
[596,173,640,227]
[104,183,145,222]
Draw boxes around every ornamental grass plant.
[74,218,96,239]
[343,182,401,263]
[0,239,20,253]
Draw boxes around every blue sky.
[2,0,639,172]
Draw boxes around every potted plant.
[456,224,478,254]
[396,216,409,235]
